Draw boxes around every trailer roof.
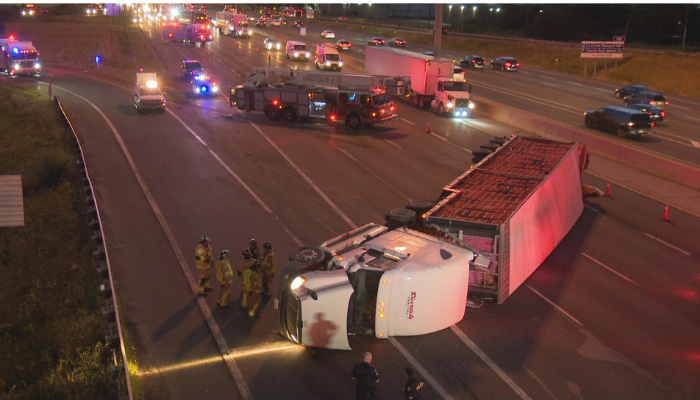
[427,136,576,226]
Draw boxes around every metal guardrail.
[53,96,133,400]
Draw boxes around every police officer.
[260,241,276,297]
[244,262,262,318]
[216,250,234,308]
[238,249,256,309]
[351,352,379,400]
[195,235,213,295]
[249,238,261,261]
[403,367,424,400]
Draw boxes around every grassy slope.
[316,20,700,99]
[0,84,114,399]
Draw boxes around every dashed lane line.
[581,252,639,286]
[642,232,692,256]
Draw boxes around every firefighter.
[249,238,261,261]
[216,250,234,308]
[238,248,256,308]
[195,235,213,295]
[243,260,262,317]
[260,241,276,297]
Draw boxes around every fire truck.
[230,68,400,129]
[163,22,212,44]
[1,38,41,76]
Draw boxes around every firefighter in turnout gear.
[238,248,256,308]
[261,241,276,297]
[216,250,234,308]
[249,238,261,261]
[244,261,262,318]
[195,235,213,295]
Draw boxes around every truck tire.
[265,105,281,120]
[413,94,421,107]
[346,113,362,129]
[405,200,435,227]
[282,106,297,122]
[385,208,416,230]
[289,246,325,264]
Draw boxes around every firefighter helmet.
[200,235,209,243]
[250,238,257,246]
[263,241,272,250]
[243,248,252,259]
[219,250,229,259]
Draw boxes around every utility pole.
[433,4,443,58]
[682,4,689,52]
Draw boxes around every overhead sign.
[580,41,624,59]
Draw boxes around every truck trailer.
[275,136,588,349]
[231,67,399,129]
[365,46,473,118]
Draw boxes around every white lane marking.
[429,132,473,153]
[648,130,700,149]
[400,117,416,126]
[450,326,533,400]
[688,116,700,122]
[642,232,692,256]
[526,285,584,327]
[327,141,411,201]
[390,339,455,400]
[524,367,558,400]
[692,140,700,149]
[542,82,557,87]
[595,88,611,92]
[672,104,688,110]
[566,81,583,86]
[247,119,357,229]
[581,252,639,286]
[385,139,402,149]
[585,204,601,213]
[54,85,254,400]
[541,75,555,80]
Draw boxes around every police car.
[191,75,219,97]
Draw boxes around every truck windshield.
[9,52,38,60]
[444,81,470,92]
[372,94,392,106]
[325,54,340,62]
[293,45,307,52]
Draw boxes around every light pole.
[682,4,689,52]
[365,3,371,21]
[459,5,464,32]
[448,4,452,23]
[472,5,477,19]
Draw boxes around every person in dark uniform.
[351,352,379,400]
[403,367,424,400]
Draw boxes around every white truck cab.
[276,224,475,350]
[435,78,473,118]
[286,41,310,61]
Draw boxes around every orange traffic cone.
[256,47,260,52]
[426,122,431,134]
[604,183,610,197]
[662,205,669,221]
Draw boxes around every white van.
[315,43,343,71]
[286,41,310,61]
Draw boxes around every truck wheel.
[346,113,362,129]
[413,95,421,107]
[405,200,435,226]
[289,246,325,264]
[385,208,416,230]
[282,106,297,122]
[266,105,281,120]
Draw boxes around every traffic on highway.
[4,3,700,400]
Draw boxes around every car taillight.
[471,59,476,64]
[169,33,173,38]
[516,62,520,67]
[651,122,655,127]
[505,62,511,67]
[390,105,395,112]
[661,111,665,117]
[665,101,669,105]
[330,115,337,121]
[272,99,279,106]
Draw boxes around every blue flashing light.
[12,47,19,54]
[200,85,208,93]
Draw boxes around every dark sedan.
[626,103,665,122]
[293,20,304,27]
[459,55,485,70]
[490,57,520,71]
[367,37,385,46]
[615,84,650,99]
[623,91,669,110]
[390,37,406,47]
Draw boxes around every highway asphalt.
[6,15,699,400]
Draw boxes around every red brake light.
[330,115,337,121]
[505,62,511,67]
[516,62,520,67]
[272,99,279,106]
[471,59,476,63]
[661,111,665,117]
[665,101,669,106]
[390,105,395,112]
[380,108,385,115]
[169,33,173,38]
[651,122,655,127]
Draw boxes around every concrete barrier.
[473,97,700,190]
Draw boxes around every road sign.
[580,41,624,59]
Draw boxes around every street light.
[472,5,477,19]
[459,5,464,32]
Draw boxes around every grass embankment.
[0,84,115,398]
[316,20,700,99]
[8,14,185,103]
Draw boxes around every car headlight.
[294,51,299,57]
[13,63,20,70]
[338,61,343,66]
[468,102,475,110]
[305,52,310,57]
[248,30,252,35]
[446,102,454,108]
[194,87,200,93]
[325,61,331,66]
[276,43,280,50]
[212,86,218,93]
[34,62,40,69]
[290,276,306,290]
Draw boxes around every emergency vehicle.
[315,43,343,71]
[229,14,251,38]
[230,67,399,129]
[133,72,166,113]
[276,136,589,350]
[1,38,41,76]
[163,22,212,44]
[191,75,219,97]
